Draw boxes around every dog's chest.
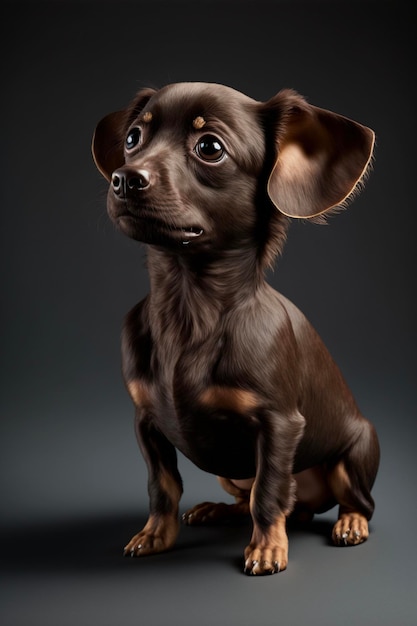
[154,393,258,479]
[148,338,260,478]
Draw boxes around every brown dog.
[92,82,379,575]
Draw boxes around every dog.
[92,82,380,575]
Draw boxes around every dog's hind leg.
[182,477,251,525]
[328,419,380,546]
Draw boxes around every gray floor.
[1,429,416,626]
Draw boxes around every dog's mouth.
[115,211,205,246]
[177,226,204,245]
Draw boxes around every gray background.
[1,1,415,625]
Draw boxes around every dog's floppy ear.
[265,90,375,219]
[92,88,157,181]
[92,110,126,181]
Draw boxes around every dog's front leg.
[124,411,183,557]
[244,409,305,575]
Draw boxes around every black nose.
[111,168,151,195]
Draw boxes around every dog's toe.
[243,546,287,576]
[123,516,179,556]
[244,558,281,576]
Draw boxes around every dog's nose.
[111,168,151,195]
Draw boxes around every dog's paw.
[332,512,369,546]
[123,515,179,557]
[243,544,288,576]
[124,531,167,557]
[182,501,248,525]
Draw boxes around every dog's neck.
[147,246,264,343]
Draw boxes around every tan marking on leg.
[159,469,183,507]
[229,477,255,492]
[126,379,152,408]
[328,460,369,546]
[332,511,369,546]
[327,460,352,506]
[244,513,288,575]
[124,512,180,557]
[219,476,251,511]
[182,500,250,525]
[218,476,246,497]
[182,476,251,526]
[294,465,333,511]
[124,468,181,557]
[290,467,324,522]
[199,386,259,413]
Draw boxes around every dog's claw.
[127,543,142,557]
[244,558,281,576]
[244,559,259,575]
[333,514,368,546]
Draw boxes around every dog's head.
[92,82,374,261]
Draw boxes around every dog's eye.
[125,127,141,150]
[195,135,225,162]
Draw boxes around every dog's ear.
[92,110,126,181]
[265,90,375,219]
[92,88,157,181]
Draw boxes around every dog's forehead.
[142,82,258,132]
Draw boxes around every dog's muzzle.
[109,165,205,247]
